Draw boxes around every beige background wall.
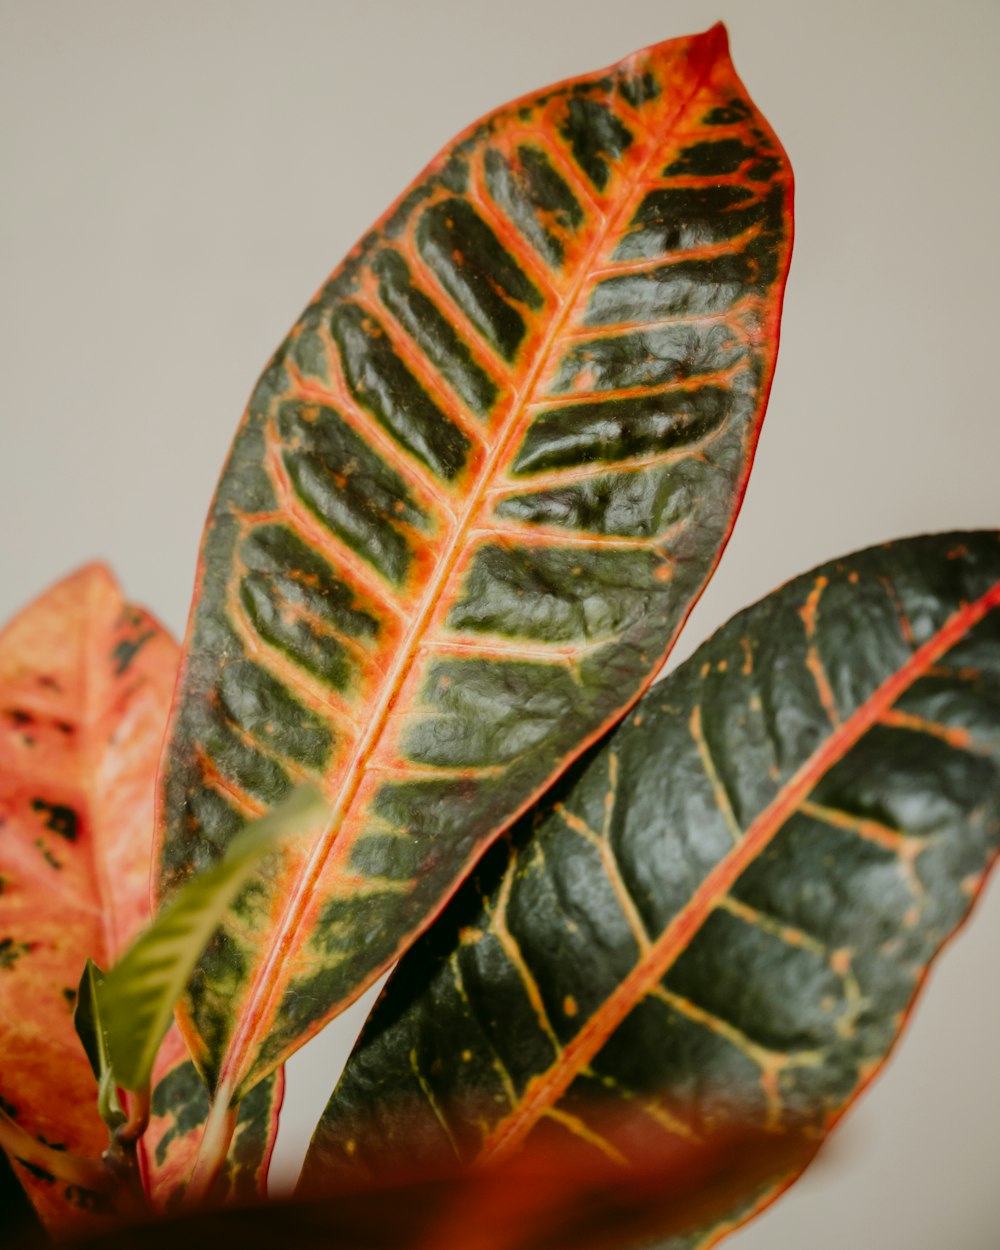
[2,1,997,1244]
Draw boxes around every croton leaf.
[99,785,326,1095]
[156,21,793,1106]
[302,531,1000,1248]
[0,566,281,1231]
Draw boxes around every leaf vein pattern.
[476,585,1000,1161]
[350,287,491,451]
[214,58,734,1100]
[541,1106,629,1165]
[162,25,795,1100]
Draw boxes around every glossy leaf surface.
[305,532,1000,1247]
[157,22,793,1102]
[0,567,281,1230]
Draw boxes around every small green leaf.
[99,785,326,1093]
[73,959,125,1130]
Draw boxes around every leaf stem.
[103,1085,151,1215]
[184,1089,238,1207]
[0,1106,110,1193]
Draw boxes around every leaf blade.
[100,785,326,1093]
[303,531,1000,1245]
[0,565,180,1232]
[74,960,126,1131]
[158,22,794,1100]
[0,566,284,1229]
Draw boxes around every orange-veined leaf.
[0,567,282,1231]
[98,785,325,1095]
[303,532,1000,1248]
[156,22,793,1110]
[142,1027,282,1213]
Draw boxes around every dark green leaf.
[74,960,125,1131]
[304,532,1000,1247]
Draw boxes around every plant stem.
[184,1089,238,1207]
[103,1085,151,1215]
[0,1106,109,1193]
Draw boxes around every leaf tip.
[628,20,731,85]
[686,20,730,69]
[59,561,122,606]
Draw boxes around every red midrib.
[478,579,1000,1163]
[211,32,725,1102]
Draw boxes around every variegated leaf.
[0,567,281,1231]
[304,532,1000,1250]
[157,22,794,1108]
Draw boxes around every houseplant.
[0,12,995,1250]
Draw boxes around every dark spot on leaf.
[163,1182,188,1214]
[65,1184,114,1213]
[17,1160,54,1183]
[0,1094,18,1118]
[702,98,752,125]
[747,156,781,182]
[0,938,33,969]
[30,799,78,842]
[4,709,34,727]
[62,987,77,1008]
[151,1061,209,1166]
[34,840,62,870]
[112,629,155,675]
[618,72,660,107]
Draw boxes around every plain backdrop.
[1,1,998,1245]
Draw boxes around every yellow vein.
[525,135,606,224]
[689,704,743,846]
[409,1046,461,1161]
[541,1106,629,1166]
[371,239,507,409]
[553,801,652,956]
[491,858,563,1056]
[475,581,1000,1162]
[716,894,828,958]
[879,707,985,754]
[486,419,732,493]
[468,524,663,550]
[799,799,931,861]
